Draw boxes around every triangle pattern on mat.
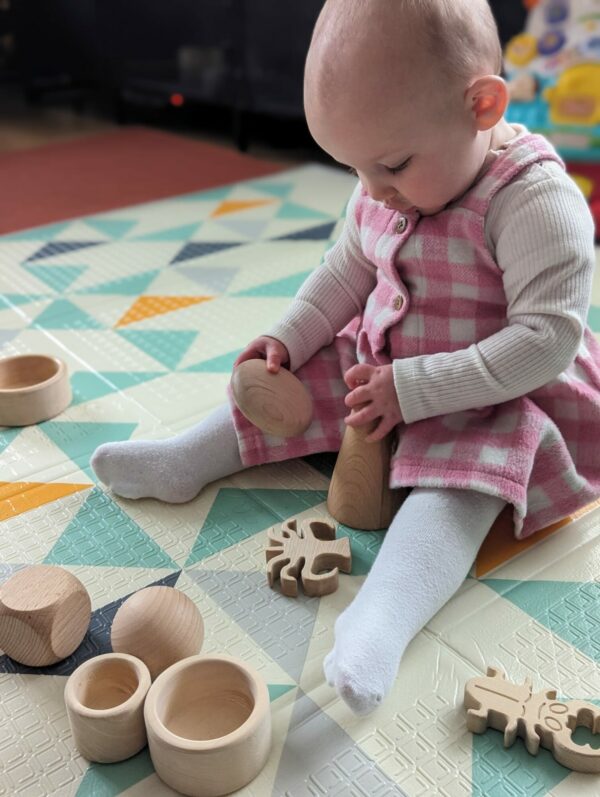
[184,487,327,567]
[276,201,332,220]
[0,293,47,309]
[39,420,138,481]
[233,269,313,298]
[24,264,87,293]
[115,295,213,327]
[180,185,232,202]
[77,750,155,797]
[182,349,241,373]
[170,241,243,265]
[132,222,201,242]
[185,568,319,682]
[116,329,197,369]
[44,487,178,569]
[26,241,104,261]
[273,690,407,795]
[0,571,181,676]
[30,299,104,330]
[0,428,22,457]
[85,218,138,240]
[0,481,91,521]
[213,218,271,241]
[271,220,337,241]
[251,181,294,199]
[70,371,166,406]
[177,265,239,293]
[0,222,70,241]
[211,199,275,217]
[482,578,600,663]
[75,269,160,296]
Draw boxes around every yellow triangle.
[475,497,600,577]
[0,482,91,521]
[115,296,213,327]
[211,199,275,218]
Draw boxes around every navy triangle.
[26,241,104,262]
[0,571,181,676]
[170,241,243,265]
[271,221,337,242]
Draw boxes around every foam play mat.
[1,162,600,796]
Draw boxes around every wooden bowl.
[0,354,71,426]
[144,654,272,797]
[111,586,204,680]
[64,653,151,763]
[230,359,313,437]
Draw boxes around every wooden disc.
[231,359,313,437]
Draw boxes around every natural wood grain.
[0,354,71,426]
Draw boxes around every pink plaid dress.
[228,133,600,538]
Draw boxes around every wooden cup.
[64,653,152,763]
[0,354,71,426]
[144,654,272,797]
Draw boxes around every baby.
[92,0,600,715]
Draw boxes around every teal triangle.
[133,222,200,242]
[472,726,570,796]
[39,421,137,481]
[483,579,600,662]
[0,427,22,456]
[252,181,294,198]
[276,201,331,220]
[233,270,313,298]
[181,185,232,202]
[215,218,270,240]
[76,269,160,296]
[45,487,177,568]
[116,329,197,369]
[182,349,241,373]
[25,264,87,293]
[70,371,165,406]
[588,305,600,333]
[30,299,104,330]
[338,525,386,575]
[75,747,154,796]
[268,683,296,702]
[0,293,47,308]
[85,219,137,240]
[0,221,70,241]
[185,487,327,566]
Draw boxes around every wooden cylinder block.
[64,652,151,763]
[144,654,272,797]
[0,565,91,666]
[230,359,313,437]
[0,354,71,426]
[327,409,406,530]
[111,586,204,680]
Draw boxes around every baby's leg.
[91,403,244,503]
[324,486,505,715]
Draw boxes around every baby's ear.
[465,75,508,131]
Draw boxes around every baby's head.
[304,0,506,215]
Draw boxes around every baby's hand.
[233,336,290,374]
[343,363,403,442]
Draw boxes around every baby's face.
[306,68,490,216]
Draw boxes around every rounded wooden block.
[230,359,313,437]
[65,652,151,763]
[111,586,204,680]
[0,565,91,666]
[0,354,71,426]
[144,654,272,797]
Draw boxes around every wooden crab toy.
[464,666,600,773]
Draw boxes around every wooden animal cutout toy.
[0,564,91,667]
[231,359,313,437]
[327,403,406,530]
[266,517,351,597]
[111,586,204,680]
[465,666,600,773]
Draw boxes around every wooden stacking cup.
[144,654,272,797]
[64,653,151,763]
[0,354,71,426]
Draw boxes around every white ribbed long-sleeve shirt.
[264,139,596,424]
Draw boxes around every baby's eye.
[388,157,412,175]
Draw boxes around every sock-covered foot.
[90,403,243,503]
[323,592,406,715]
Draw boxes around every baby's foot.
[91,439,205,503]
[323,595,406,715]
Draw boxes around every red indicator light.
[170,93,185,107]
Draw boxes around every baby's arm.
[262,181,377,371]
[393,161,595,423]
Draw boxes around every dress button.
[393,294,404,311]
[395,217,408,233]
